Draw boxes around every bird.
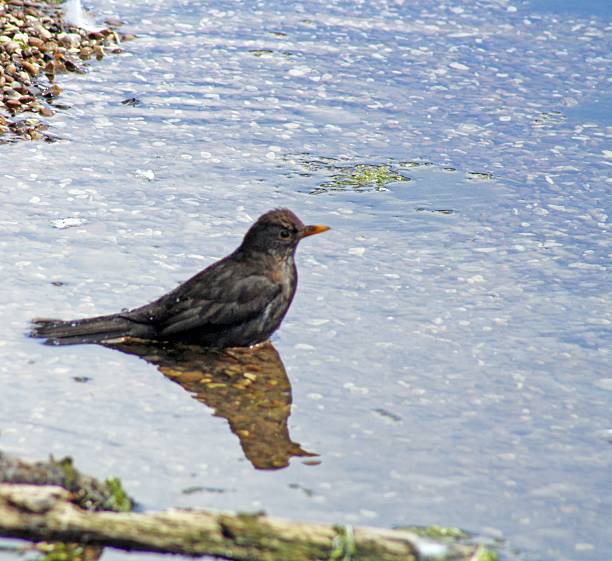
[31,208,329,347]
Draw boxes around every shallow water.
[0,1,610,560]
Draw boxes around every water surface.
[0,1,610,560]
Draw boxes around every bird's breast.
[269,254,293,282]
[263,256,296,321]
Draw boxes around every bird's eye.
[279,228,291,240]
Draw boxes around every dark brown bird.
[31,209,329,347]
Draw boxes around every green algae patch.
[212,513,420,561]
[103,477,132,513]
[249,49,274,57]
[215,512,332,561]
[466,171,494,181]
[329,525,356,560]
[400,525,500,561]
[0,452,133,513]
[473,546,498,561]
[55,456,78,489]
[402,525,467,541]
[284,153,485,195]
[54,456,133,512]
[416,207,456,215]
[32,542,101,561]
[397,160,435,169]
[342,164,409,186]
[314,164,411,193]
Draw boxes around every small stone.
[64,59,80,72]
[39,106,54,117]
[57,32,81,48]
[12,32,29,44]
[4,41,20,54]
[121,97,140,107]
[28,129,44,140]
[36,27,52,41]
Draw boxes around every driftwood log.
[0,484,479,561]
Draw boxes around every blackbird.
[31,208,329,347]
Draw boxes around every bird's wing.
[158,274,281,336]
[126,262,282,337]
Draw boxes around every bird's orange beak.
[301,224,330,238]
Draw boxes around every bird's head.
[240,208,330,257]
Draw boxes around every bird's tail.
[30,314,150,345]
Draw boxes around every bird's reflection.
[108,340,317,470]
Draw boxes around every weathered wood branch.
[0,484,476,561]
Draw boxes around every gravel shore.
[0,0,129,142]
